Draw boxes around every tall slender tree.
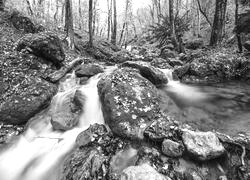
[111,0,117,45]
[89,0,93,47]
[0,0,5,11]
[65,0,74,49]
[210,0,227,46]
[169,0,178,50]
[235,0,242,52]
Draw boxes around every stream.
[160,77,250,138]
[0,66,249,179]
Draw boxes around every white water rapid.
[160,68,212,109]
[0,71,105,180]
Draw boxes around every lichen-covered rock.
[182,129,225,161]
[61,146,107,180]
[50,89,85,131]
[121,163,170,180]
[0,77,57,125]
[160,49,177,59]
[120,61,168,87]
[144,117,178,142]
[174,51,247,83]
[151,58,173,69]
[98,68,161,139]
[16,32,65,68]
[9,11,42,33]
[76,124,108,147]
[75,64,104,78]
[162,139,184,157]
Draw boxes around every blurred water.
[160,68,250,138]
[0,72,104,180]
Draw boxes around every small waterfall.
[0,72,105,180]
[160,68,211,109]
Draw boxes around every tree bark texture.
[210,0,227,46]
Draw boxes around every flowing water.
[0,66,249,179]
[0,72,105,180]
[160,69,250,138]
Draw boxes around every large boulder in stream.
[174,51,248,83]
[0,76,57,125]
[50,89,85,131]
[16,32,65,68]
[120,61,168,87]
[182,129,225,161]
[98,68,162,139]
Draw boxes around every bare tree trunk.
[54,0,59,24]
[107,0,111,40]
[65,0,75,49]
[210,0,227,46]
[25,0,34,15]
[111,0,117,45]
[0,0,4,11]
[235,0,242,52]
[89,0,93,47]
[119,0,129,45]
[92,0,98,36]
[169,0,178,50]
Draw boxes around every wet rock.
[144,117,178,142]
[185,38,204,50]
[77,39,120,62]
[173,64,190,79]
[0,78,57,125]
[98,68,161,139]
[120,61,168,87]
[121,163,170,180]
[44,58,83,83]
[16,32,65,68]
[160,49,177,59]
[244,41,250,51]
[162,139,184,158]
[61,146,107,180]
[167,58,183,67]
[76,124,108,147]
[9,11,41,33]
[75,64,104,78]
[0,123,24,145]
[151,58,173,69]
[182,129,225,161]
[79,77,89,85]
[110,49,135,63]
[174,51,247,83]
[50,90,85,131]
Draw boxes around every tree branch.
[196,0,212,27]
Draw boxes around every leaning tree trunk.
[89,0,93,47]
[235,0,242,52]
[65,0,74,49]
[0,0,5,11]
[111,0,117,45]
[210,0,227,46]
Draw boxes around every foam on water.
[0,71,105,180]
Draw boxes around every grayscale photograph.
[0,0,250,179]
